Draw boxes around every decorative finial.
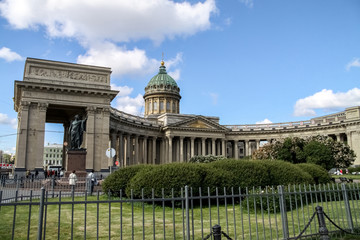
[161,52,165,66]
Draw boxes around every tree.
[275,137,306,164]
[303,140,334,170]
[252,135,355,169]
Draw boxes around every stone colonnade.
[109,131,228,166]
[109,130,350,166]
[226,132,348,159]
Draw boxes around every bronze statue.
[69,114,87,149]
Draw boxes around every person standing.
[68,170,77,192]
[87,169,97,195]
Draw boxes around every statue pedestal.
[66,150,87,177]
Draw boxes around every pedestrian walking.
[87,169,97,195]
[68,170,77,193]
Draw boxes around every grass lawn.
[0,194,359,240]
[332,174,360,180]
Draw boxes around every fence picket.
[0,179,359,240]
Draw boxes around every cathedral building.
[13,58,360,176]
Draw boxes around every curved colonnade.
[109,106,360,167]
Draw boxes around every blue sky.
[0,0,360,154]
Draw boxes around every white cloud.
[239,0,254,8]
[115,94,144,116]
[110,84,133,97]
[346,58,360,71]
[77,42,158,77]
[168,69,181,81]
[0,0,216,44]
[0,113,17,129]
[0,47,23,62]
[110,84,144,115]
[224,18,232,26]
[78,42,183,78]
[256,118,272,124]
[0,0,215,77]
[293,88,360,116]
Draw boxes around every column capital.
[37,102,48,111]
[86,106,96,114]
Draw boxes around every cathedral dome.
[144,60,181,116]
[145,61,179,91]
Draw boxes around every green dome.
[146,64,178,88]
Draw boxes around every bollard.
[213,224,222,240]
[315,206,330,240]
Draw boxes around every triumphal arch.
[14,58,118,175]
[13,58,360,176]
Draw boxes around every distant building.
[43,143,63,167]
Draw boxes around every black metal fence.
[0,178,359,240]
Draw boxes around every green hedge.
[102,164,153,197]
[208,159,270,188]
[296,163,331,184]
[104,159,318,198]
[261,161,314,186]
[126,163,206,198]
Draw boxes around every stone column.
[256,139,260,150]
[152,137,157,164]
[110,131,117,167]
[35,102,48,170]
[161,138,165,164]
[180,137,184,162]
[168,136,173,163]
[222,140,226,156]
[134,135,139,165]
[126,134,131,166]
[98,108,111,171]
[15,102,48,175]
[63,123,69,170]
[190,137,195,158]
[245,140,249,157]
[212,139,216,155]
[143,136,148,164]
[335,134,341,142]
[85,106,95,170]
[15,101,30,172]
[164,138,168,163]
[234,140,239,159]
[118,132,123,167]
[201,138,206,156]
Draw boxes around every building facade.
[13,58,360,176]
[43,143,63,167]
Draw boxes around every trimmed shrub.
[126,163,207,199]
[126,163,235,200]
[209,159,314,188]
[296,163,332,184]
[208,159,270,189]
[102,164,153,197]
[260,161,314,186]
[201,165,236,195]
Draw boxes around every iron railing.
[0,179,359,239]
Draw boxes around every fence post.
[185,185,190,240]
[37,187,45,240]
[51,176,55,198]
[213,224,222,240]
[341,183,354,232]
[315,206,330,240]
[278,185,289,239]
